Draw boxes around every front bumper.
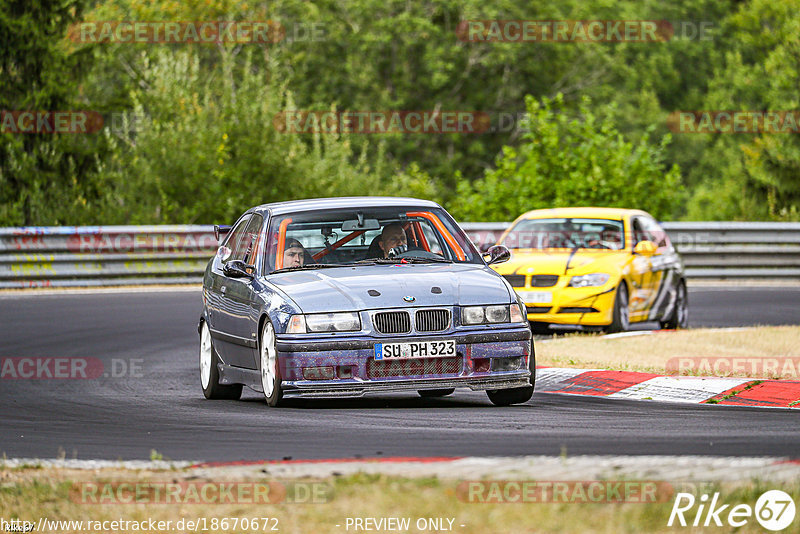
[519,285,616,326]
[274,327,532,399]
[283,374,531,398]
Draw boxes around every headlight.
[462,305,515,325]
[287,313,361,333]
[568,273,610,288]
[462,306,485,325]
[485,305,509,323]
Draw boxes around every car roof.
[513,207,651,221]
[252,196,442,216]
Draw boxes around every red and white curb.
[537,367,800,408]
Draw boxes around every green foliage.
[450,94,683,221]
[99,48,402,223]
[2,0,800,225]
[0,0,108,225]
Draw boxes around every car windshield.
[500,218,625,251]
[264,207,482,272]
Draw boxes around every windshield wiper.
[270,263,349,274]
[399,256,453,264]
[564,244,582,274]
[350,256,453,265]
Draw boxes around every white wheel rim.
[200,322,212,389]
[261,322,277,397]
[677,285,688,327]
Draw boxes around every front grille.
[557,307,598,314]
[530,275,559,287]
[502,274,526,287]
[415,309,450,332]
[367,356,463,378]
[372,311,411,334]
[526,306,552,314]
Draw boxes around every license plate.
[374,339,456,360]
[518,290,552,304]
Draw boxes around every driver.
[379,223,408,258]
[283,238,307,268]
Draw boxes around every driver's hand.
[387,244,408,258]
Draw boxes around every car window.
[501,218,625,250]
[263,207,481,272]
[231,214,264,264]
[633,217,668,248]
[221,214,252,261]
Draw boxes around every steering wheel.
[394,248,445,260]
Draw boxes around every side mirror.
[485,245,511,265]
[223,259,255,278]
[214,224,231,242]
[478,242,494,254]
[634,240,657,256]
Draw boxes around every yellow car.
[491,207,688,333]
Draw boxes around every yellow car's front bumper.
[514,283,617,326]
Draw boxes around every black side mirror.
[485,245,511,265]
[223,259,255,278]
[214,224,232,242]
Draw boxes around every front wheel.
[260,320,283,407]
[607,283,630,333]
[661,281,688,329]
[486,350,536,406]
[199,321,242,400]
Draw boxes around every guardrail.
[1,222,798,288]
[461,221,800,280]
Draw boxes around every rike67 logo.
[668,490,796,531]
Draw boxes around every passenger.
[379,223,408,258]
[283,238,307,268]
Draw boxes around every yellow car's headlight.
[568,273,610,288]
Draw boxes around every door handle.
[221,285,227,294]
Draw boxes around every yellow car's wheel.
[608,283,630,333]
[661,281,688,329]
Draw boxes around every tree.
[0,0,107,225]
[451,94,683,221]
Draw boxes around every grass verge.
[1,468,798,534]
[537,326,800,378]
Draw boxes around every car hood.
[264,263,512,313]
[493,249,628,277]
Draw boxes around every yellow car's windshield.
[501,218,625,251]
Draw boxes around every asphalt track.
[0,286,798,462]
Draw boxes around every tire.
[486,348,536,406]
[661,280,688,330]
[418,388,455,398]
[260,320,283,407]
[607,283,630,333]
[199,321,243,400]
